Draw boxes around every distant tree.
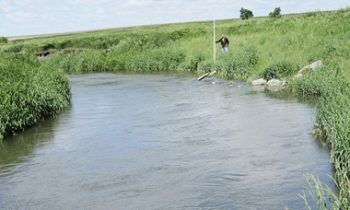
[240,8,254,20]
[269,7,282,18]
[0,36,7,44]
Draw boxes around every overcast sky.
[0,0,349,37]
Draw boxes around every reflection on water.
[0,114,63,177]
[0,74,334,209]
[264,90,319,107]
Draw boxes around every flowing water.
[0,74,334,209]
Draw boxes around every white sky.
[0,0,349,37]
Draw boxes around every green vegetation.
[0,36,8,44]
[269,7,282,18]
[0,52,70,140]
[262,61,296,80]
[1,8,350,207]
[300,174,339,210]
[240,8,254,20]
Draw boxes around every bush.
[269,7,282,18]
[262,61,296,80]
[42,43,55,51]
[0,37,8,44]
[240,8,254,20]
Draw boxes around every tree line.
[240,7,282,20]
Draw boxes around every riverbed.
[0,74,333,209]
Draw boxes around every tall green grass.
[290,65,350,208]
[300,174,340,210]
[0,52,70,139]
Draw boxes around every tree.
[269,7,282,18]
[240,8,254,20]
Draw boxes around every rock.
[267,79,283,86]
[267,79,285,91]
[298,60,323,74]
[252,78,267,86]
[293,73,303,80]
[252,85,266,92]
[292,60,323,80]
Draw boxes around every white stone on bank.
[252,78,267,86]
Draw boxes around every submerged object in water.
[197,71,217,81]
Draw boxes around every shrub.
[42,43,55,51]
[269,7,282,18]
[262,61,296,80]
[240,8,254,20]
[0,37,8,44]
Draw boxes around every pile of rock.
[293,60,323,80]
[251,60,323,91]
[251,78,286,91]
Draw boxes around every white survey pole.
[213,19,216,64]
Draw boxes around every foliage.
[216,46,259,80]
[290,63,350,208]
[269,7,282,18]
[262,61,296,80]
[300,174,340,210]
[240,8,254,20]
[0,36,8,44]
[43,50,109,73]
[181,53,205,72]
[43,47,185,73]
[124,48,185,72]
[0,52,70,140]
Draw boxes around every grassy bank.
[0,52,70,140]
[1,8,350,208]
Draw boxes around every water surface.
[0,74,333,209]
